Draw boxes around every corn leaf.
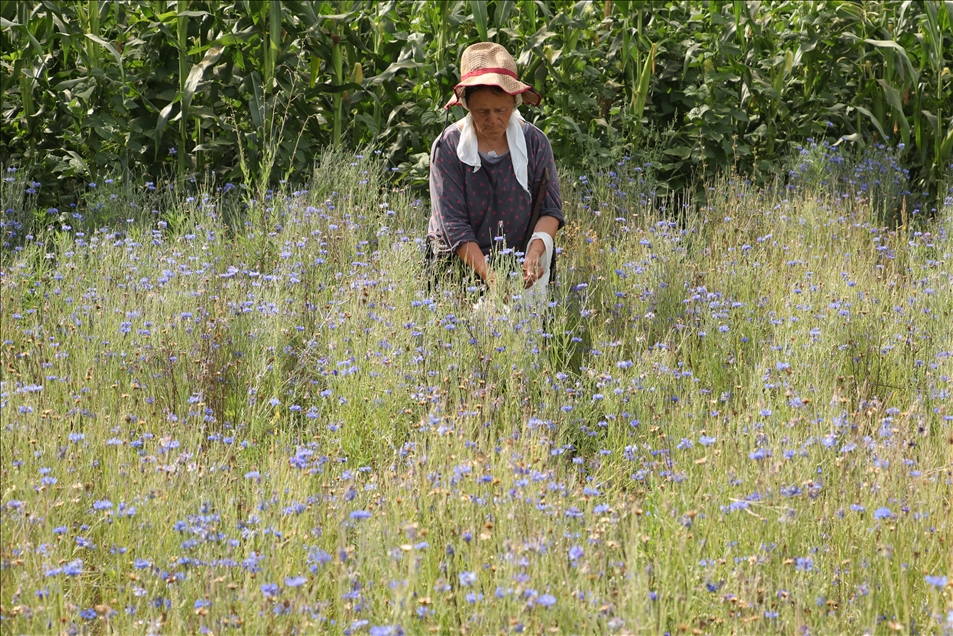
[470,0,488,41]
[181,44,225,124]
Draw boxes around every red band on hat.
[460,67,519,82]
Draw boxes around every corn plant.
[1,0,951,211]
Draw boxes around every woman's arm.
[528,126,565,229]
[522,127,563,288]
[429,132,478,253]
[531,215,559,241]
[431,131,496,284]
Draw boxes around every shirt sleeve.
[429,132,478,253]
[529,128,565,230]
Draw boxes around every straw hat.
[444,42,542,109]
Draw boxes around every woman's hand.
[455,241,494,287]
[524,217,558,289]
[522,241,546,289]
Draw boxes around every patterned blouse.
[428,120,564,256]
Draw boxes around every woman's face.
[467,88,516,143]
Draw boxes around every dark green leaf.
[664,145,693,159]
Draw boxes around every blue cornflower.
[538,593,557,608]
[924,575,947,588]
[458,571,477,587]
[62,559,83,576]
[260,583,280,597]
[350,510,371,520]
[873,507,893,520]
[285,575,307,588]
[568,546,584,561]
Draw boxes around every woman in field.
[427,42,564,293]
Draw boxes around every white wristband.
[527,232,554,271]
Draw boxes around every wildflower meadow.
[1,145,952,634]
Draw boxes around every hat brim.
[444,74,541,109]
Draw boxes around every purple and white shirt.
[428,121,564,255]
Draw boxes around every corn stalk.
[332,28,344,147]
[176,0,189,178]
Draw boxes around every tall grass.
[1,151,951,634]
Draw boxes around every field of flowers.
[1,146,951,635]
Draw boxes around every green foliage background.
[2,0,952,203]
